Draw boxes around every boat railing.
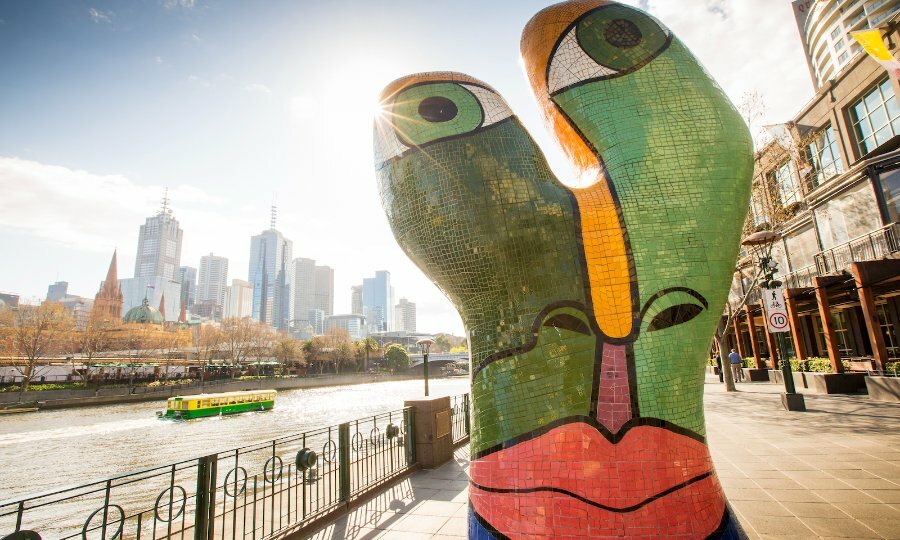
[0,395,472,540]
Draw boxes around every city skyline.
[0,0,818,335]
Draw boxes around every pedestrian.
[715,353,724,383]
[728,349,743,382]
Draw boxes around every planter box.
[805,373,868,394]
[742,368,771,382]
[768,370,808,389]
[865,376,900,403]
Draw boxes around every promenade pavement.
[305,376,900,539]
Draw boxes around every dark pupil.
[604,19,643,49]
[418,96,458,122]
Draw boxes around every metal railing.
[0,407,418,540]
[783,264,818,289]
[814,223,900,275]
[449,394,470,445]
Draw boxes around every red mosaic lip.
[469,422,726,537]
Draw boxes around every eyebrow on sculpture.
[638,287,709,322]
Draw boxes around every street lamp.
[416,338,435,397]
[742,231,805,411]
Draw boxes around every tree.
[384,344,410,372]
[74,318,113,385]
[434,334,452,353]
[221,318,254,374]
[322,328,353,374]
[11,302,73,393]
[273,337,305,373]
[358,336,379,372]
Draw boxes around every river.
[0,378,470,501]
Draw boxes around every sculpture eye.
[386,82,513,150]
[639,288,708,334]
[647,304,703,332]
[547,5,671,95]
[543,313,591,335]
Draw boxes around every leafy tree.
[384,344,410,372]
[434,334,452,353]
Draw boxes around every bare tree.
[11,302,73,395]
[74,318,113,385]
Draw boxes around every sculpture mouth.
[469,422,726,537]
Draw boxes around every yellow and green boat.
[159,389,276,419]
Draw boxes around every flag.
[851,29,900,80]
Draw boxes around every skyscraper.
[46,281,70,302]
[351,285,363,315]
[224,279,254,319]
[394,298,417,333]
[199,253,229,312]
[178,266,197,312]
[314,265,334,317]
[292,258,316,330]
[134,193,183,281]
[248,208,293,330]
[362,271,394,333]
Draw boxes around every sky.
[0,0,815,335]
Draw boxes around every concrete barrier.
[865,376,900,402]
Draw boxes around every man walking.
[728,348,743,382]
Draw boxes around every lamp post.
[742,231,805,411]
[416,338,435,397]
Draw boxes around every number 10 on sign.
[763,288,790,333]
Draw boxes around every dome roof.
[123,297,164,324]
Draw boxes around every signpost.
[763,288,806,411]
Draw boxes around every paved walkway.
[305,377,900,539]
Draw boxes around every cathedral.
[91,251,124,321]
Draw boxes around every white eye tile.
[462,84,514,127]
[547,27,617,95]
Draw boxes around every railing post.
[463,393,471,437]
[195,454,217,540]
[338,423,350,504]
[405,407,416,465]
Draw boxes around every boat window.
[229,398,235,404]
[167,399,174,408]
[201,400,209,408]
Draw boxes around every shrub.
[883,361,899,376]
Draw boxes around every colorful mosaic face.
[374,1,753,538]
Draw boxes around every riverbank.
[0,373,422,410]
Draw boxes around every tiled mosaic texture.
[374,1,753,538]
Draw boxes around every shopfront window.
[876,164,900,223]
[785,225,821,270]
[851,78,900,156]
[813,181,881,250]
[833,311,854,357]
[807,125,844,188]
[877,304,899,357]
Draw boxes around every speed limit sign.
[763,288,790,333]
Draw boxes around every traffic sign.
[762,288,790,333]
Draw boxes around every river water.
[0,378,470,501]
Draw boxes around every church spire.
[92,250,124,321]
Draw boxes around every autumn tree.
[273,337,305,373]
[73,318,114,385]
[11,302,73,393]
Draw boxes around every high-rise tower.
[199,253,229,313]
[249,205,293,329]
[134,190,183,281]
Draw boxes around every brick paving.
[304,376,900,539]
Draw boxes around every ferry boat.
[158,389,276,419]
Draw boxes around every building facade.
[291,258,316,330]
[178,266,197,313]
[362,271,394,333]
[198,253,228,316]
[134,203,183,282]
[224,278,254,319]
[314,266,334,317]
[726,20,900,373]
[394,297,417,333]
[46,281,69,302]
[248,228,293,330]
[325,314,366,340]
[795,0,899,89]
[351,285,363,315]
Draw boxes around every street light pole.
[416,338,435,397]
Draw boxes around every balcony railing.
[0,395,474,540]
[783,264,818,289]
[814,223,900,275]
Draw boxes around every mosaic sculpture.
[374,1,753,537]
